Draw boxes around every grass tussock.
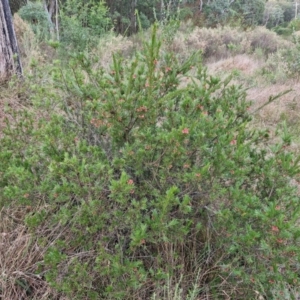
[247,83,300,157]
[67,23,293,72]
[247,84,300,125]
[167,25,292,63]
[0,206,61,299]
[206,54,262,76]
[13,14,44,69]
[93,34,135,70]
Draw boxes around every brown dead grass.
[167,25,292,64]
[205,52,300,134]
[0,205,64,299]
[205,50,300,161]
[93,34,135,70]
[13,14,45,69]
[247,83,300,125]
[246,82,300,157]
[0,83,26,137]
[207,54,262,76]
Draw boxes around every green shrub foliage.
[59,0,111,51]
[203,0,266,28]
[1,25,300,299]
[18,1,52,40]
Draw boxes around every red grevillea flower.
[182,128,189,134]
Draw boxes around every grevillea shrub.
[1,25,300,299]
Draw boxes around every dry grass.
[13,14,44,70]
[207,54,262,76]
[246,82,300,157]
[0,205,64,299]
[247,83,300,126]
[88,24,291,72]
[93,34,135,70]
[0,82,27,138]
[165,25,292,63]
[205,47,300,177]
[203,43,300,148]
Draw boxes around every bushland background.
[2,0,300,299]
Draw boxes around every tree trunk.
[130,0,137,34]
[0,0,23,82]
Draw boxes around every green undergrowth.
[1,24,300,299]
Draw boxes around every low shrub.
[13,13,46,69]
[18,1,51,41]
[264,33,300,80]
[59,0,112,52]
[289,18,300,31]
[185,26,245,60]
[1,24,300,299]
[169,26,290,63]
[247,26,284,55]
[273,26,293,37]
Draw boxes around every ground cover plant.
[1,22,300,299]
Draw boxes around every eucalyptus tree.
[8,0,27,13]
[106,0,184,34]
[0,0,22,82]
[202,0,267,27]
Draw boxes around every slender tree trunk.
[55,0,59,40]
[0,0,22,82]
[130,0,137,33]
[43,0,59,39]
[160,0,165,21]
[199,0,203,12]
[43,0,54,38]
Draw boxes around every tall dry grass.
[0,205,64,299]
[166,25,292,63]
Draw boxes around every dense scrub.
[1,25,300,299]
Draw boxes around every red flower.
[182,128,189,134]
[271,225,279,233]
[127,179,134,185]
